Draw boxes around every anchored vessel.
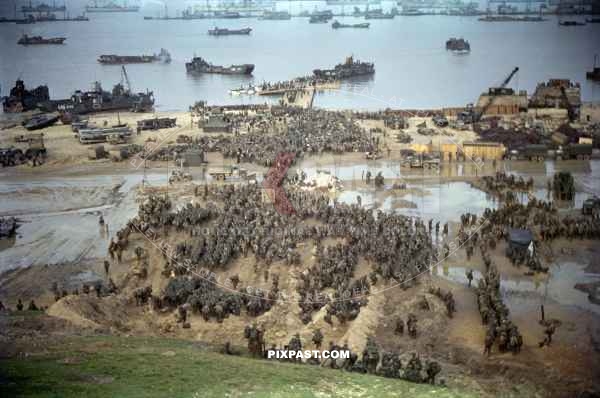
[332,20,370,28]
[17,34,66,45]
[208,27,252,36]
[85,1,139,12]
[313,55,374,79]
[260,11,291,20]
[446,37,470,53]
[185,57,254,75]
[98,48,171,64]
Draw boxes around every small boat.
[446,37,470,54]
[17,34,66,45]
[208,27,252,36]
[186,57,254,75]
[24,113,59,130]
[246,87,256,95]
[332,20,370,29]
[559,20,586,26]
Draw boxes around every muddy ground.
[1,113,600,396]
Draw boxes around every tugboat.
[98,48,171,64]
[587,55,600,82]
[185,57,254,75]
[446,38,470,54]
[208,27,252,36]
[39,67,154,114]
[332,20,370,29]
[2,79,50,113]
[17,34,66,45]
[313,55,374,79]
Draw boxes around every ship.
[260,11,291,20]
[98,49,171,64]
[85,1,140,13]
[559,20,586,26]
[208,27,252,36]
[185,57,254,75]
[313,55,375,79]
[587,55,600,82]
[365,9,395,19]
[17,34,66,45]
[21,1,66,13]
[399,8,425,16]
[2,79,50,113]
[331,20,370,29]
[446,38,470,53]
[39,68,154,114]
[310,15,331,23]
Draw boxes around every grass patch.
[0,335,477,398]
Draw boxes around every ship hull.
[85,7,140,12]
[186,63,254,75]
[208,28,252,36]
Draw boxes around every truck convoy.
[507,144,592,161]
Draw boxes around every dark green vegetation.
[1,335,477,398]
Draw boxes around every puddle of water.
[436,263,600,316]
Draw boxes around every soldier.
[28,300,38,311]
[0,300,5,311]
[312,328,323,349]
[394,318,404,335]
[288,333,303,363]
[466,269,473,287]
[484,328,494,356]
[539,322,556,347]
[407,313,418,338]
[424,360,441,384]
[99,214,104,225]
[443,223,449,235]
[435,221,440,235]
[365,171,372,185]
[178,304,188,324]
[362,336,380,374]
[404,352,423,383]
[16,298,23,311]
[104,260,110,276]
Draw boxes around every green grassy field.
[0,335,479,398]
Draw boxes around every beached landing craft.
[208,27,252,36]
[186,57,254,75]
[313,55,375,79]
[17,34,66,45]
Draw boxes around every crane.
[120,65,132,94]
[474,66,519,122]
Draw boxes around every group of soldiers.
[245,329,443,385]
[479,172,534,195]
[113,183,436,327]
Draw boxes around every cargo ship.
[446,37,470,53]
[208,27,252,36]
[17,34,66,45]
[313,55,374,79]
[85,1,139,13]
[260,11,291,20]
[185,57,254,75]
[332,20,370,29]
[2,79,50,113]
[98,48,171,64]
[21,1,66,13]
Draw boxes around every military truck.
[556,144,593,161]
[401,154,440,169]
[582,196,600,216]
[507,144,548,161]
